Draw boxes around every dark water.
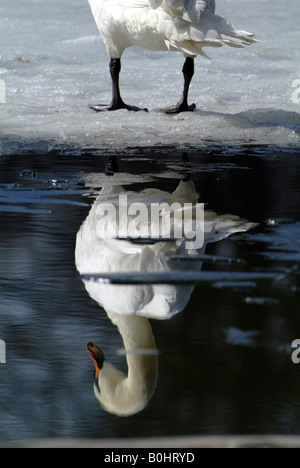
[0,145,300,443]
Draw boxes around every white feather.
[87,0,256,58]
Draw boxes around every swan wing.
[113,0,152,7]
[113,0,214,21]
[165,0,215,23]
[112,0,254,55]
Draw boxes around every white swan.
[76,180,255,416]
[87,0,256,113]
[76,181,199,320]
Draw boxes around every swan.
[87,0,256,113]
[76,179,255,416]
[76,181,199,320]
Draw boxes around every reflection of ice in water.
[0,0,300,149]
[75,180,255,416]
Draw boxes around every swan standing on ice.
[87,0,256,113]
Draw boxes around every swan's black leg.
[159,57,196,114]
[90,58,148,113]
[181,152,192,181]
[105,155,118,176]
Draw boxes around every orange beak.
[87,343,104,380]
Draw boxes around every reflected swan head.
[86,313,158,417]
[87,342,104,380]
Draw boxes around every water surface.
[0,145,300,442]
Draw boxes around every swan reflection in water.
[75,180,254,416]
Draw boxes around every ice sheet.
[0,0,300,152]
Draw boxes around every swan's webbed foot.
[157,57,196,115]
[157,102,196,114]
[89,103,148,113]
[91,58,148,113]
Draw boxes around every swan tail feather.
[165,10,256,58]
[178,40,211,58]
[211,15,257,45]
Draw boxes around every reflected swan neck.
[107,310,157,352]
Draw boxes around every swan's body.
[87,0,256,112]
[76,181,199,320]
[76,180,255,416]
[88,0,254,59]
